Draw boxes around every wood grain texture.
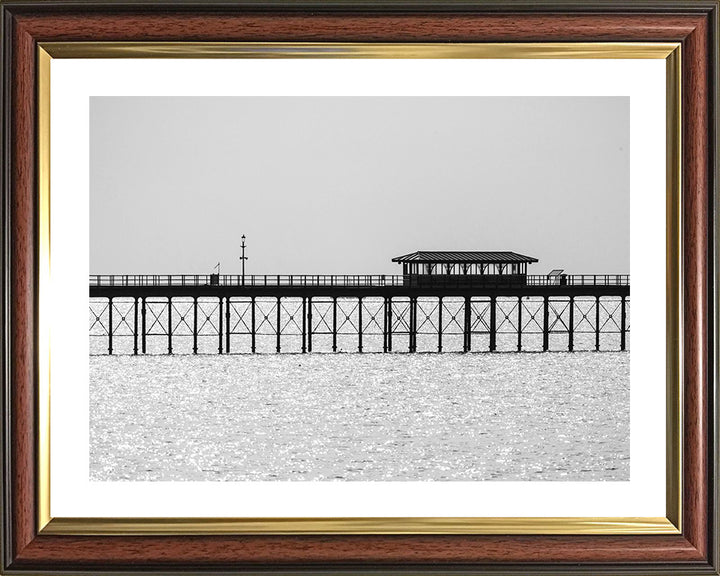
[681,12,710,560]
[10,16,37,561]
[9,534,707,567]
[12,12,706,42]
[3,4,717,573]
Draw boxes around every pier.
[89,251,629,355]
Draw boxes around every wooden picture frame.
[1,1,717,573]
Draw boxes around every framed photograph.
[1,1,717,574]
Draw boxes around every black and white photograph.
[88,96,630,483]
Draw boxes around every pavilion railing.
[89,274,630,288]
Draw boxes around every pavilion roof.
[391,251,539,264]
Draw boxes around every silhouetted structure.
[89,250,629,355]
[392,250,539,287]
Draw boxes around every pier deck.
[90,274,629,297]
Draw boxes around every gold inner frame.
[36,41,682,536]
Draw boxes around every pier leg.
[383,297,388,353]
[307,297,313,353]
[301,297,307,354]
[489,296,497,352]
[387,297,393,352]
[133,296,138,355]
[407,298,412,352]
[409,297,416,353]
[225,297,231,353]
[595,296,601,351]
[463,296,471,353]
[108,297,113,355]
[276,297,281,353]
[332,297,338,352]
[517,296,522,352]
[542,296,549,352]
[251,296,256,353]
[168,297,173,355]
[413,297,418,352]
[218,296,223,354]
[193,297,198,355]
[141,297,146,354]
[568,296,574,352]
[620,295,627,351]
[438,297,443,353]
[358,297,363,353]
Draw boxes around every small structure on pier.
[392,250,539,287]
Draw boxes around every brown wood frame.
[1,1,717,573]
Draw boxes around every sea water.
[90,352,629,481]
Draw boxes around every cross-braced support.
[90,289,629,355]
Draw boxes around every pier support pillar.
[489,296,497,352]
[332,297,338,352]
[438,297,443,353]
[463,296,471,353]
[218,296,223,354]
[108,297,113,355]
[620,295,627,351]
[595,296,601,351]
[568,296,574,352]
[517,296,523,352]
[383,297,388,353]
[251,296,256,353]
[141,297,146,354]
[301,297,307,353]
[168,297,173,355]
[133,296,139,355]
[409,297,417,353]
[407,297,413,352]
[192,297,198,354]
[358,297,363,353]
[542,296,549,352]
[307,297,313,353]
[276,296,281,353]
[225,297,231,353]
[387,297,393,352]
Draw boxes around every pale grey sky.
[90,96,629,276]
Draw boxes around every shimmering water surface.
[90,353,629,481]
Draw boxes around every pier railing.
[89,274,629,288]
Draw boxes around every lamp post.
[240,235,248,286]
